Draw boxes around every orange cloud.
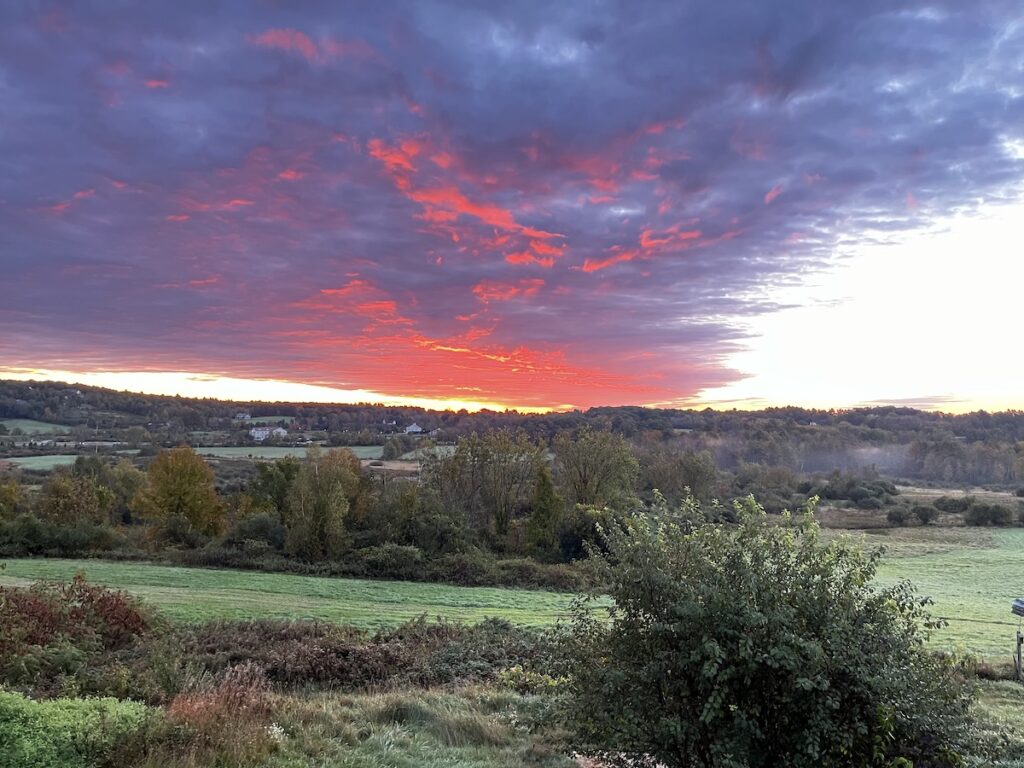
[249,28,375,64]
[473,278,545,302]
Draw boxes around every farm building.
[404,422,425,434]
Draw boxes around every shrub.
[0,688,152,768]
[565,497,974,767]
[356,543,425,579]
[965,503,1014,527]
[935,495,974,514]
[223,513,286,551]
[914,504,940,525]
[0,514,124,557]
[0,575,150,689]
[887,506,911,526]
[856,496,884,510]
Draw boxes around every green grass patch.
[261,687,573,768]
[1,419,69,435]
[5,454,80,470]
[855,527,1024,658]
[0,559,577,628]
[195,445,383,460]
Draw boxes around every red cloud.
[250,28,320,61]
[144,79,169,89]
[581,248,640,273]
[764,184,783,204]
[249,28,375,64]
[473,278,545,302]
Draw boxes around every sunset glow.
[2,4,1023,411]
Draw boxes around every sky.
[1,2,1023,412]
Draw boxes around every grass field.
[0,526,1020,656]
[0,559,577,628]
[195,445,384,460]
[861,527,1024,658]
[4,454,81,470]
[0,418,69,434]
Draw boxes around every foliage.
[0,478,29,519]
[914,504,940,525]
[565,497,975,767]
[0,688,153,768]
[526,464,564,556]
[283,446,361,560]
[965,502,1015,527]
[422,429,544,540]
[134,446,224,541]
[0,513,124,557]
[36,472,113,526]
[553,427,639,510]
[0,574,151,689]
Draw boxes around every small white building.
[404,422,425,435]
[250,426,288,442]
[235,412,252,421]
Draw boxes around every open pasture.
[1,526,1020,657]
[0,558,576,628]
[3,454,81,470]
[194,445,383,460]
[850,526,1024,658]
[0,418,69,434]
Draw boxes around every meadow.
[0,558,577,628]
[0,418,68,434]
[2,525,1020,656]
[195,445,384,460]
[4,454,81,470]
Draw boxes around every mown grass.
[0,418,69,434]
[2,524,1020,654]
[5,454,81,470]
[195,445,384,460]
[0,559,577,628]
[854,527,1024,657]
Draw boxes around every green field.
[0,559,576,627]
[0,527,1019,656]
[859,527,1024,658]
[4,454,81,470]
[195,445,383,460]
[0,418,68,434]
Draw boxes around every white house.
[250,426,288,442]
[404,422,425,435]
[235,412,252,421]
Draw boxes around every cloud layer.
[1,1,1022,408]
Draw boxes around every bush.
[965,503,1014,527]
[914,504,940,525]
[0,514,125,557]
[222,513,286,551]
[0,576,151,690]
[855,496,883,510]
[886,506,911,526]
[356,543,425,579]
[0,688,152,768]
[565,497,974,767]
[168,615,554,692]
[935,495,974,514]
